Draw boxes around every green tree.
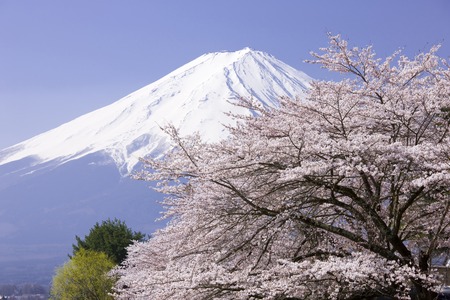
[51,248,116,300]
[72,218,145,265]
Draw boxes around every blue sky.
[1,0,449,149]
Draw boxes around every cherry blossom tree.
[114,35,450,300]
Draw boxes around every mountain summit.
[0,48,311,175]
[0,48,312,285]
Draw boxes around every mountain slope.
[0,48,311,175]
[0,48,312,285]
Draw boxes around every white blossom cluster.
[114,35,450,299]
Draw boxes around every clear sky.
[1,0,449,149]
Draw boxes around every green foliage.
[72,218,145,265]
[50,248,116,300]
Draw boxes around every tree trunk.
[411,252,437,300]
[411,282,437,300]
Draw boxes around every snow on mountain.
[0,48,312,174]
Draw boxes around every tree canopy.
[114,35,450,300]
[51,248,116,300]
[72,218,145,265]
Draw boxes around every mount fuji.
[0,48,312,285]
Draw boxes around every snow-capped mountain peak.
[0,48,312,174]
